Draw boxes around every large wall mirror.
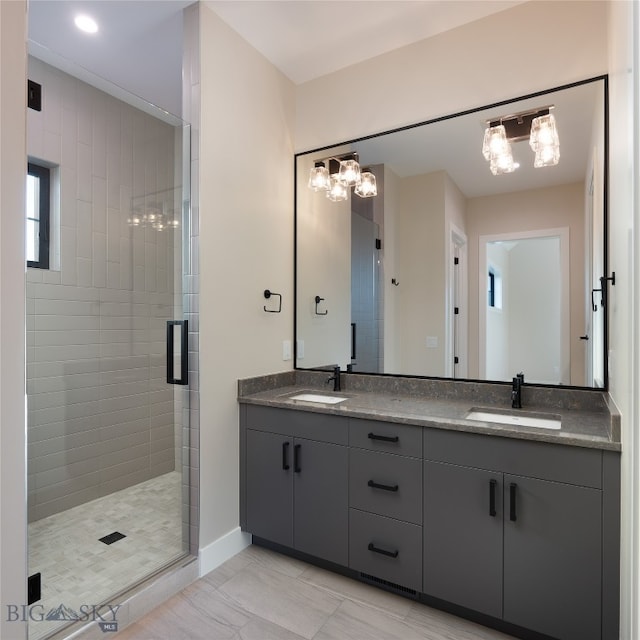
[295,77,608,389]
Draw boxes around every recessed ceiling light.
[74,14,98,34]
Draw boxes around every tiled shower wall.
[27,58,184,522]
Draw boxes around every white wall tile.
[93,231,107,288]
[27,59,183,520]
[76,201,93,259]
[76,257,93,287]
[77,142,93,202]
[92,176,107,234]
[61,108,77,169]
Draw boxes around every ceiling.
[27,0,525,117]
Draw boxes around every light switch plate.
[426,336,438,348]
[282,340,292,361]
[297,339,305,359]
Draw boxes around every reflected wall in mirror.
[295,77,608,388]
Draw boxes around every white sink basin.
[466,409,561,430]
[289,393,348,404]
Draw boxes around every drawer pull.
[368,480,399,492]
[510,482,517,522]
[282,442,290,471]
[489,479,497,517]
[367,432,399,443]
[294,444,301,473]
[368,542,399,558]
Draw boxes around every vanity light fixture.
[307,152,377,200]
[482,106,559,174]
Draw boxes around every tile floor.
[28,471,184,640]
[114,544,518,640]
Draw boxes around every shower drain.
[99,531,126,545]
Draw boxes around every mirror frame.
[294,75,610,391]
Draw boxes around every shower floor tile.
[28,471,184,640]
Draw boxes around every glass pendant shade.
[308,162,330,191]
[354,169,377,197]
[338,159,361,187]
[326,176,349,202]
[534,145,560,168]
[482,124,509,160]
[489,148,516,175]
[530,113,560,167]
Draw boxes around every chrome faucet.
[511,372,524,409]
[328,366,341,392]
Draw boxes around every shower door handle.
[166,320,189,385]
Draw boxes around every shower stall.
[26,56,196,640]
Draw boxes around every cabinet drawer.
[349,509,422,592]
[246,405,348,445]
[349,449,422,524]
[424,428,602,489]
[349,418,422,457]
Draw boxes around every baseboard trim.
[199,527,252,577]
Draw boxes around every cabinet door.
[503,475,601,640]
[293,438,348,565]
[246,429,293,547]
[424,461,503,619]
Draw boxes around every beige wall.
[382,166,401,372]
[466,183,585,384]
[198,4,295,551]
[607,2,637,638]
[295,1,608,151]
[0,1,27,637]
[392,171,446,376]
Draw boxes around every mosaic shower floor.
[27,471,184,640]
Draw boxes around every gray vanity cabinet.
[424,428,604,640]
[246,429,294,547]
[423,461,503,619]
[243,406,348,566]
[502,475,601,640]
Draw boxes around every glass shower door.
[26,57,192,640]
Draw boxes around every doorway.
[479,228,570,385]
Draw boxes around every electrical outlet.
[297,339,305,359]
[282,340,292,361]
[426,336,438,348]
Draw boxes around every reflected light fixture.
[482,106,559,174]
[326,176,349,202]
[529,113,560,167]
[482,124,516,175]
[355,168,378,197]
[338,157,361,187]
[74,14,98,33]
[307,152,377,201]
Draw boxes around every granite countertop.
[238,371,621,452]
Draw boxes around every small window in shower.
[26,162,50,269]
